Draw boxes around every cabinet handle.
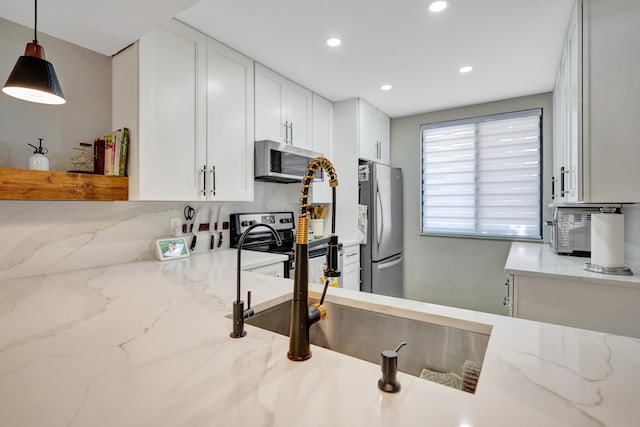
[201,165,207,196]
[551,176,556,200]
[210,165,216,196]
[289,122,293,145]
[503,276,512,308]
[560,166,566,196]
[346,253,358,258]
[283,121,289,144]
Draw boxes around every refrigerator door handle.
[378,255,403,270]
[376,183,383,250]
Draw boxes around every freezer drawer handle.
[378,256,402,270]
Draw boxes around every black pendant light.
[2,0,65,105]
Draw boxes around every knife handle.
[191,235,197,251]
[210,234,215,250]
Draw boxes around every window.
[420,109,542,240]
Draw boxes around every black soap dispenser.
[378,341,407,393]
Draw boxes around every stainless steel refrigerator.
[359,162,403,297]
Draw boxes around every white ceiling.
[0,0,575,118]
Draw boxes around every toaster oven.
[545,206,600,256]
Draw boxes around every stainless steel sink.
[245,295,491,393]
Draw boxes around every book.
[104,134,115,176]
[113,130,122,176]
[93,138,105,174]
[118,128,129,176]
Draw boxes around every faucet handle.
[244,290,254,318]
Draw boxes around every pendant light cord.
[34,0,38,43]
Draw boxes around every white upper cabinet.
[112,20,254,201]
[128,20,207,200]
[553,0,640,203]
[254,63,313,149]
[357,98,390,165]
[206,38,254,201]
[311,93,333,156]
[310,93,333,203]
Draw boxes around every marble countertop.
[505,242,640,288]
[214,248,288,270]
[1,251,639,426]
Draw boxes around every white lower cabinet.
[112,19,253,201]
[509,273,640,338]
[342,243,360,291]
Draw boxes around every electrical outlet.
[170,217,182,235]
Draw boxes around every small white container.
[28,139,50,171]
[310,219,324,238]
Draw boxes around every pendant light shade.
[2,0,65,105]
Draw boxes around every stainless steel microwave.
[254,140,324,183]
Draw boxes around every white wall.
[391,93,554,315]
[0,17,111,171]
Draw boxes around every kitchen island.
[1,250,638,426]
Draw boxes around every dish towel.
[419,368,463,390]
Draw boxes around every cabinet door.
[565,10,581,202]
[206,39,254,201]
[137,21,207,200]
[286,80,313,149]
[514,274,640,338]
[342,261,360,291]
[358,99,377,161]
[311,93,333,203]
[374,108,391,165]
[584,0,640,202]
[255,63,286,143]
[552,70,564,201]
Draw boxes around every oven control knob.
[241,220,249,226]
[250,220,257,225]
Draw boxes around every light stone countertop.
[505,242,640,288]
[1,250,639,426]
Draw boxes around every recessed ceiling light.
[326,38,342,47]
[428,1,448,13]
[380,84,393,91]
[459,66,473,73]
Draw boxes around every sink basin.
[245,294,491,393]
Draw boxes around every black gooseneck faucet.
[230,223,282,338]
[288,156,339,361]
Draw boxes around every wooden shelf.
[0,167,128,201]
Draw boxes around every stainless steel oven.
[230,211,343,287]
